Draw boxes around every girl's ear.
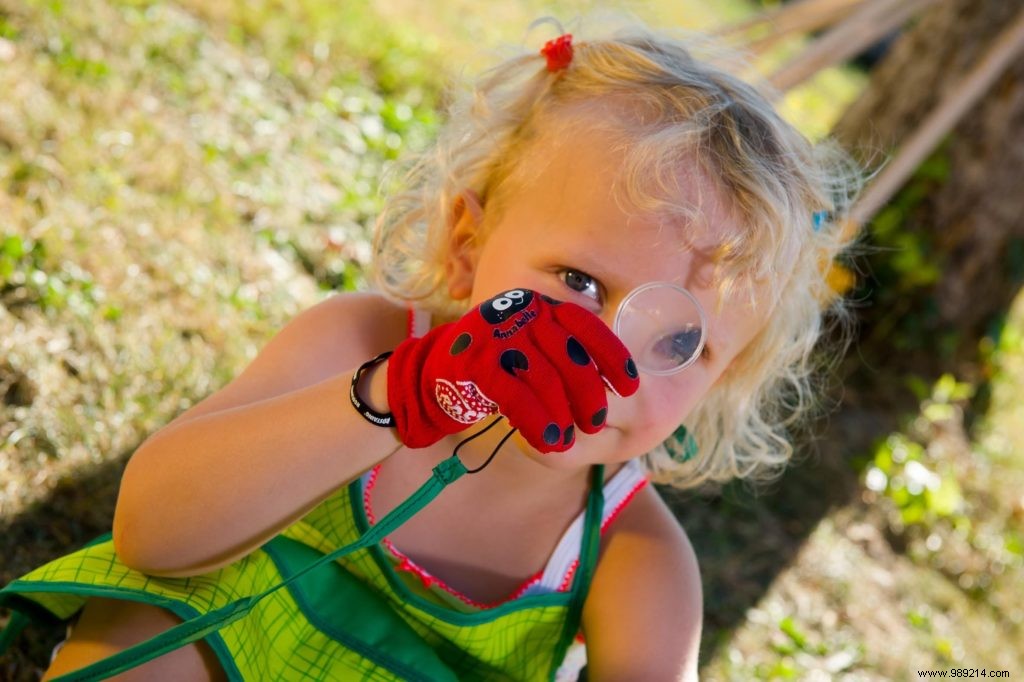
[445,190,484,301]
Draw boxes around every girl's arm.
[112,293,408,577]
[581,486,703,682]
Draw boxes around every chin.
[514,429,620,469]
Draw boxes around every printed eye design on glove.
[387,288,640,453]
[478,288,534,324]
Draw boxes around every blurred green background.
[1,0,1021,679]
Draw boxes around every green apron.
[0,456,604,681]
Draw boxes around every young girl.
[1,18,853,682]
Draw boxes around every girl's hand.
[387,288,639,452]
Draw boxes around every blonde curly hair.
[371,17,861,489]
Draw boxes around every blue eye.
[561,269,601,302]
[651,326,706,365]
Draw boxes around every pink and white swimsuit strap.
[407,305,432,339]
[520,459,647,597]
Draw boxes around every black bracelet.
[349,351,395,428]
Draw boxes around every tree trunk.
[834,0,1024,385]
[691,0,1024,663]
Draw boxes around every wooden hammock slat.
[715,0,866,40]
[725,0,869,55]
[843,7,1024,234]
[768,0,939,93]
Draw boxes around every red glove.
[387,288,639,453]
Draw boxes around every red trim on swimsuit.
[364,464,649,609]
[364,464,544,609]
[601,477,648,534]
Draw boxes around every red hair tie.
[540,33,573,72]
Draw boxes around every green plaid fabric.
[1,471,602,681]
[3,535,406,680]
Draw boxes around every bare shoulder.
[160,291,410,433]
[582,484,703,681]
[311,290,411,359]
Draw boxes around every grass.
[698,336,1024,678]
[1,0,1020,680]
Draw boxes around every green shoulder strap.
[48,455,468,682]
[550,463,605,669]
[0,611,29,653]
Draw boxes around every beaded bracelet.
[349,351,395,428]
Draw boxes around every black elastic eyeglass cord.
[454,415,518,474]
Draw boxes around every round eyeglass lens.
[613,282,707,375]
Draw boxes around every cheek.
[627,373,713,439]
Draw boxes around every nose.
[599,308,619,334]
[603,295,634,359]
[599,292,627,334]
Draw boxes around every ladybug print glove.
[386,289,640,453]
